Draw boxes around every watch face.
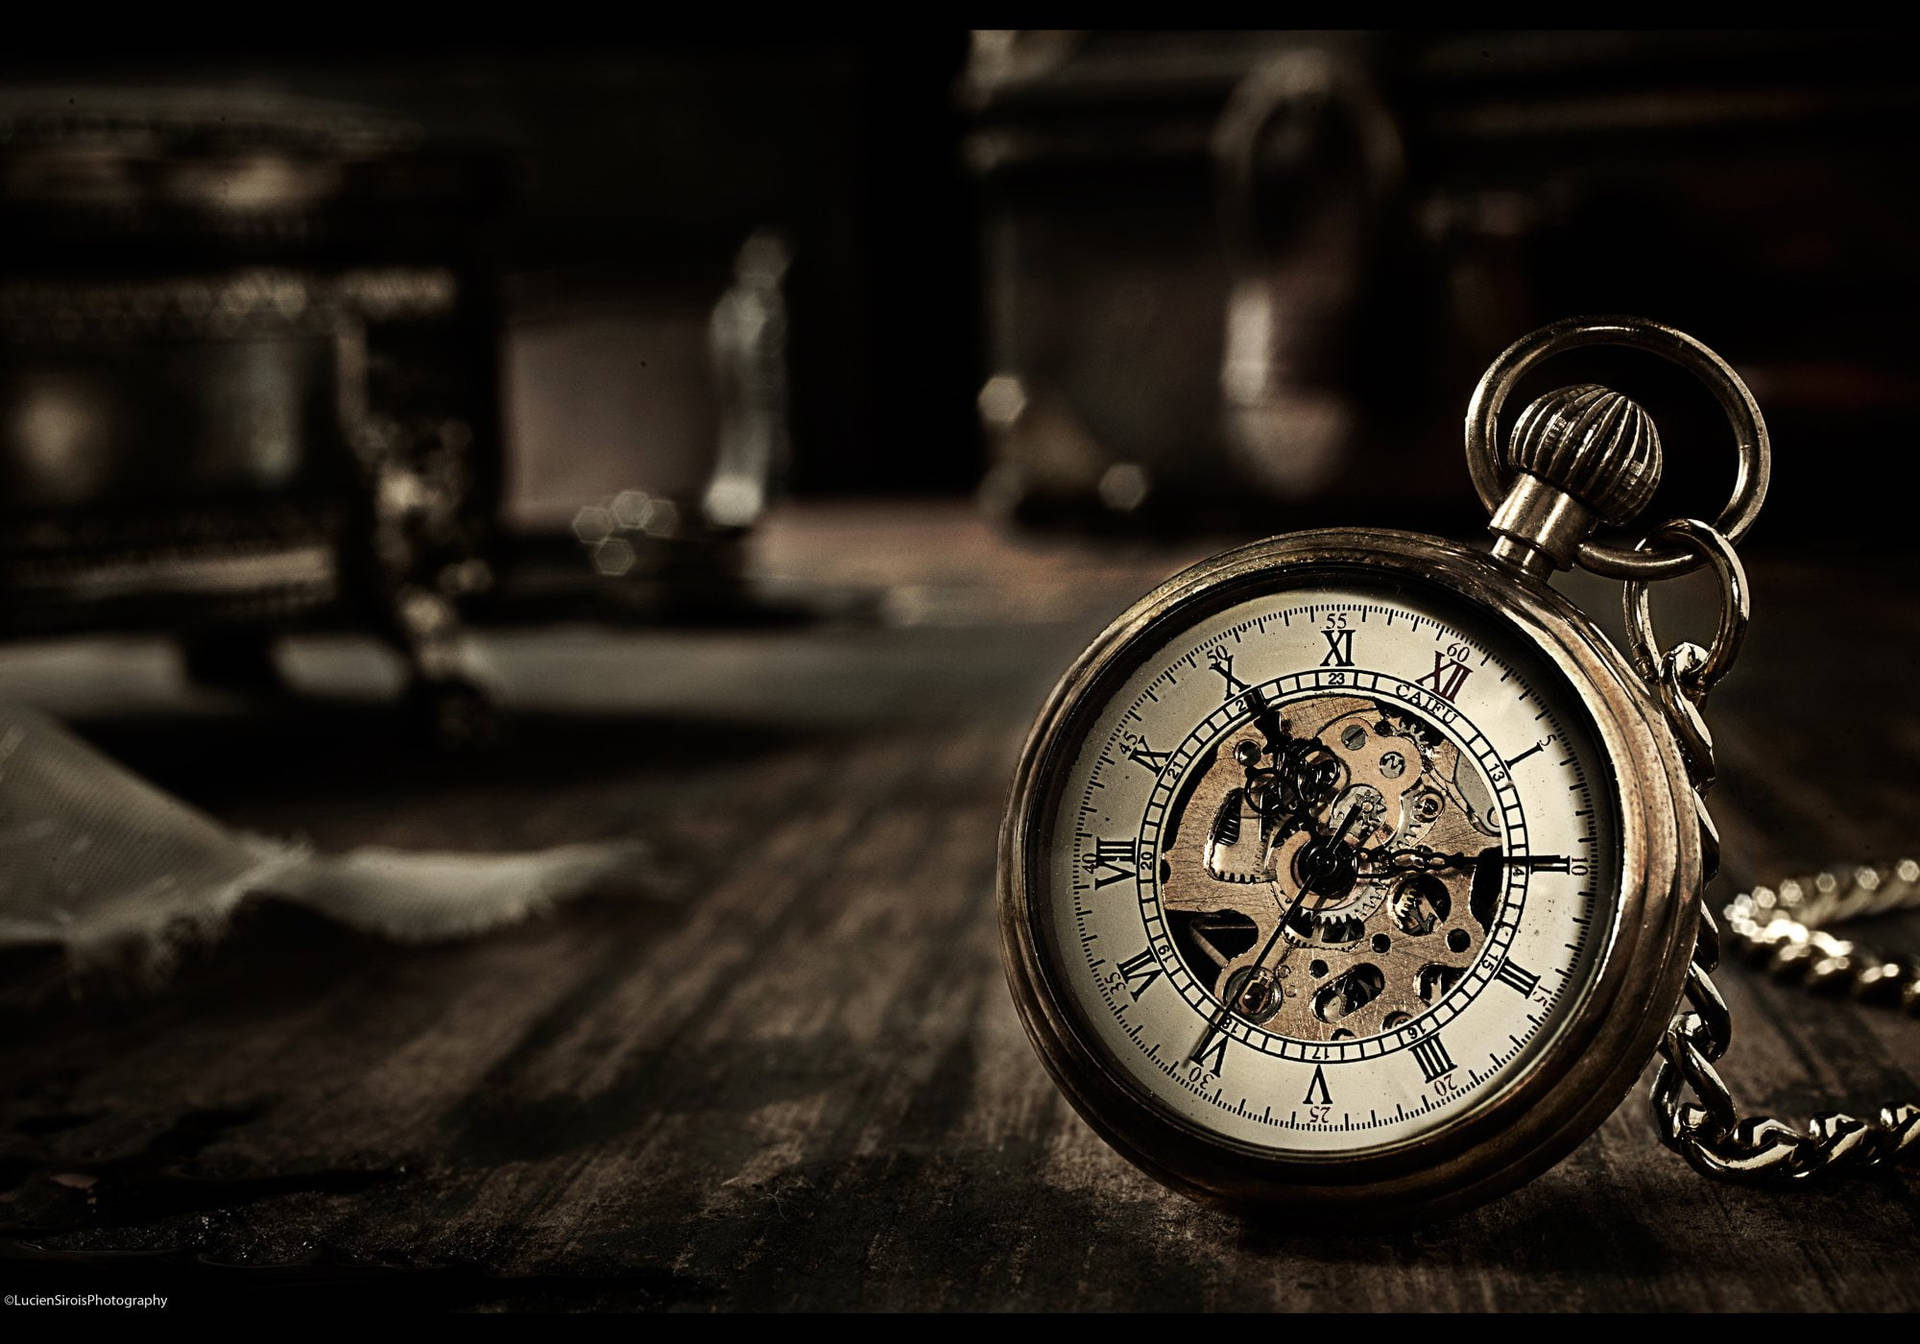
[1021,559,1624,1163]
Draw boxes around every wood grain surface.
[1,505,1915,1311]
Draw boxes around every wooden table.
[2,504,1915,1311]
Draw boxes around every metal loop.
[1683,959,1732,1055]
[1465,316,1770,580]
[1675,1039,1737,1127]
[1621,519,1750,695]
[1653,652,1717,789]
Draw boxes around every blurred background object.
[0,39,981,735]
[968,30,1421,531]
[969,29,1920,542]
[0,85,507,736]
[10,30,1920,685]
[498,229,792,625]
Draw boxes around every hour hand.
[1506,854,1575,872]
[1362,847,1573,874]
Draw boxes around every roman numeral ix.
[1126,739,1170,774]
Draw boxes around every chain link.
[1725,863,1920,1010]
[1633,520,1920,1183]
[1652,901,1920,1182]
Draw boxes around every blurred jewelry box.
[0,88,506,733]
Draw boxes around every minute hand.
[1188,808,1366,1063]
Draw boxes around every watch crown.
[1488,383,1663,576]
[1504,383,1662,525]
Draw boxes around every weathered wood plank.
[0,510,1914,1310]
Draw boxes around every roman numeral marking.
[1320,629,1354,667]
[1303,1064,1332,1106]
[1411,1035,1455,1083]
[1116,948,1163,1001]
[1209,652,1249,697]
[1496,959,1541,997]
[1416,651,1473,702]
[1507,740,1547,768]
[1090,838,1137,888]
[1126,739,1170,774]
[1192,1028,1230,1077]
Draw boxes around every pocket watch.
[998,315,1920,1220]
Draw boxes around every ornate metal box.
[0,89,504,735]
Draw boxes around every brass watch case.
[998,528,1702,1221]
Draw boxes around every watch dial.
[1033,569,1621,1155]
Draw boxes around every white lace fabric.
[0,702,641,976]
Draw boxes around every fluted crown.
[1498,383,1662,526]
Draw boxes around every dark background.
[6,30,1920,556]
[8,30,1915,540]
[0,35,986,499]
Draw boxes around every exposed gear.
[1163,693,1501,1041]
